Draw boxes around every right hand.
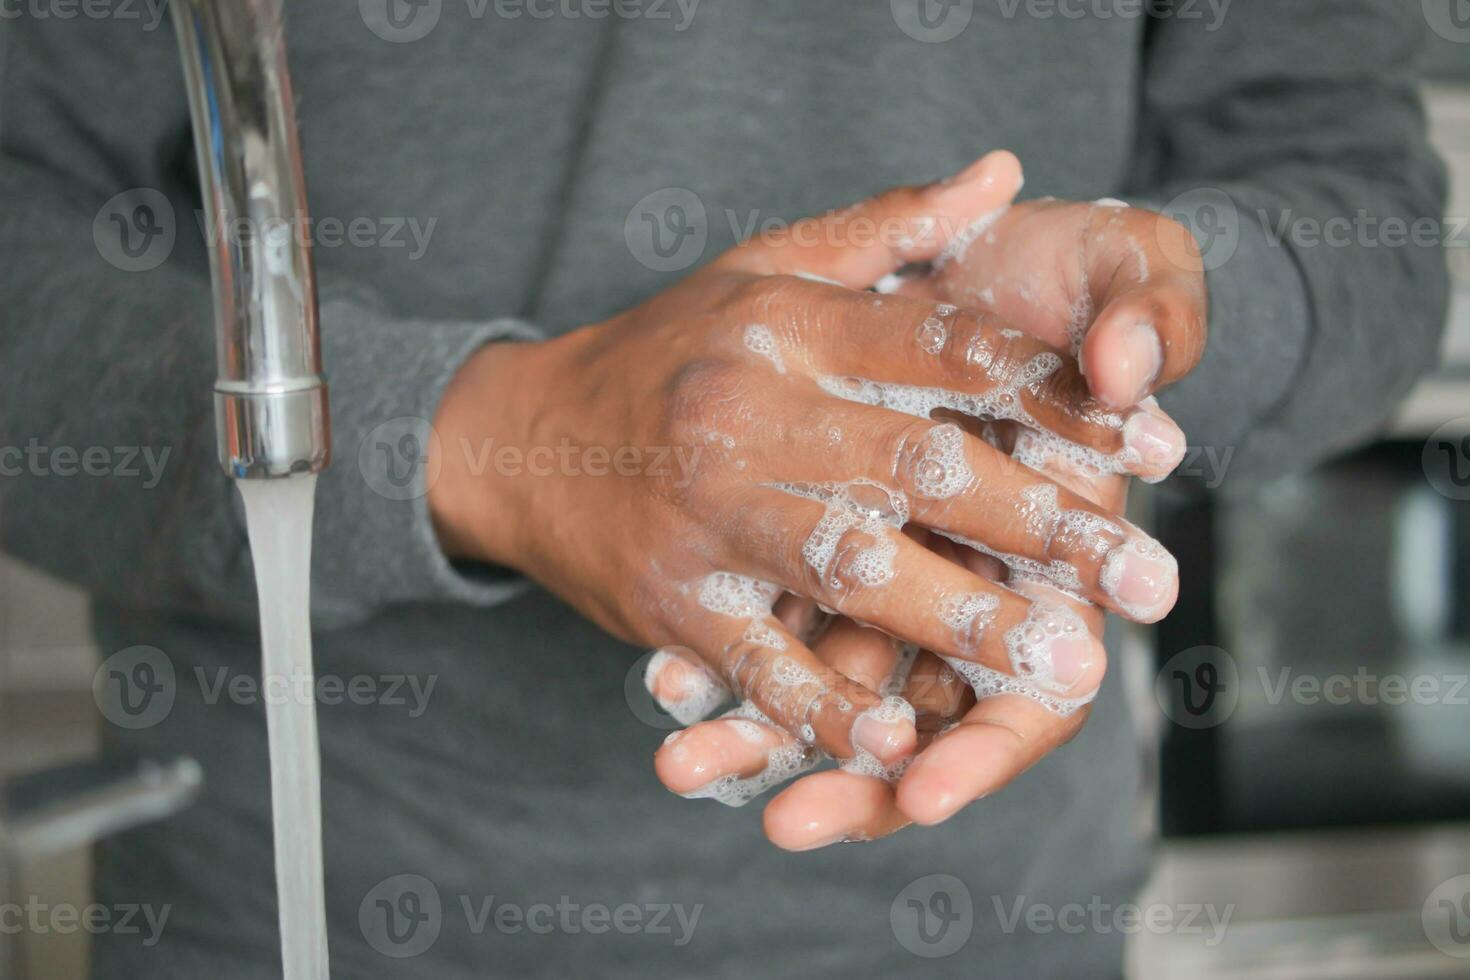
[429,151,1184,771]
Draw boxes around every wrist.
[428,336,554,569]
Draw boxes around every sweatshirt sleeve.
[0,13,533,628]
[1126,0,1451,489]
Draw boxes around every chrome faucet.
[172,0,330,479]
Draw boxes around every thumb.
[718,150,1024,289]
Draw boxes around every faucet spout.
[172,0,330,479]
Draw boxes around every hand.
[430,152,1186,779]
[647,194,1202,846]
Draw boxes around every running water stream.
[238,474,330,980]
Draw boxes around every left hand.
[915,196,1208,411]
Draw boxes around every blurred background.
[2,24,1469,980]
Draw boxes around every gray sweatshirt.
[0,2,1448,977]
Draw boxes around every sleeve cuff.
[308,283,542,622]
[1136,189,1313,490]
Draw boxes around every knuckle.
[664,357,743,435]
[1046,508,1127,571]
[1025,359,1091,415]
[823,523,896,599]
[960,314,1030,387]
[892,418,973,502]
[731,273,811,324]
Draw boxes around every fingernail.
[1101,539,1180,622]
[851,697,917,764]
[1123,410,1186,475]
[644,649,687,699]
[645,649,726,726]
[1112,321,1162,407]
[790,830,851,852]
[1045,633,1105,695]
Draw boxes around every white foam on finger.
[743,323,786,374]
[838,694,917,784]
[679,700,822,807]
[771,479,909,594]
[645,648,730,726]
